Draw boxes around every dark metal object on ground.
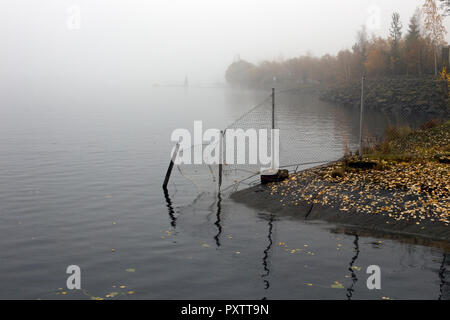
[261,169,289,184]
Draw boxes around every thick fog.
[1,0,450,89]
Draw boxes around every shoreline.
[232,122,450,242]
[231,179,450,243]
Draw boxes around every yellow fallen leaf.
[91,296,104,301]
[106,292,119,298]
[331,281,344,289]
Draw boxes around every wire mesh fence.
[176,94,273,194]
[171,85,450,195]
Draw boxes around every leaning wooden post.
[359,75,365,158]
[163,142,181,190]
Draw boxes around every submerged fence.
[164,83,450,195]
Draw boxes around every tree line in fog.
[226,0,449,88]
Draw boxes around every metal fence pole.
[359,75,365,158]
[272,88,275,130]
[272,88,275,171]
[218,130,224,190]
[163,142,181,190]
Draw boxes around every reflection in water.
[331,226,450,252]
[329,226,450,300]
[163,189,177,229]
[346,234,360,300]
[438,253,450,300]
[261,214,275,299]
[214,192,223,248]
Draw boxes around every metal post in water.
[359,75,365,158]
[218,130,224,190]
[271,88,275,172]
[272,88,275,130]
[163,142,181,190]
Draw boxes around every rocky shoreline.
[319,77,449,116]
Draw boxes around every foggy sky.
[2,0,450,87]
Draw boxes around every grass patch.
[364,120,449,164]
[385,125,413,142]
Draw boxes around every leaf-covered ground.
[268,121,449,228]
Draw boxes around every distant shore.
[232,121,450,242]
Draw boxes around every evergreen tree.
[390,12,403,74]
[406,10,421,41]
[405,9,423,75]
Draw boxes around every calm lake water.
[0,85,448,300]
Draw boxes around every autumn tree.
[423,0,447,75]
[352,26,369,76]
[365,37,390,77]
[337,50,353,82]
[224,7,443,89]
